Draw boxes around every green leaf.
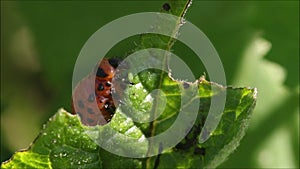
[2,108,144,169]
[1,109,101,169]
[133,73,257,168]
[1,80,256,169]
[1,151,50,169]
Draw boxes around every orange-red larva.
[71,58,121,126]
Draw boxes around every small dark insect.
[162,3,171,11]
[183,82,190,89]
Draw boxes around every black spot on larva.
[86,118,95,124]
[105,81,111,87]
[194,147,206,155]
[77,112,83,118]
[162,3,171,11]
[87,108,95,114]
[98,83,104,91]
[108,58,121,69]
[183,82,190,89]
[88,94,95,102]
[129,82,135,85]
[96,68,108,78]
[77,100,85,108]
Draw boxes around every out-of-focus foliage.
[1,1,299,168]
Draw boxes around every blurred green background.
[1,1,299,168]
